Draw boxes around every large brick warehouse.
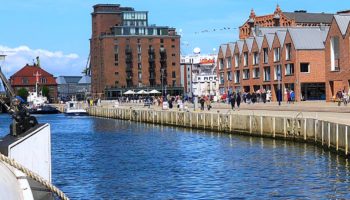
[217,6,350,102]
[90,4,182,98]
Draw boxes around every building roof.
[10,64,57,86]
[228,42,236,56]
[334,14,350,35]
[288,28,328,50]
[56,76,91,85]
[265,34,275,49]
[220,44,227,56]
[78,76,91,84]
[276,31,287,45]
[252,27,288,37]
[245,37,254,52]
[236,40,245,54]
[283,12,333,24]
[255,36,264,50]
[55,76,67,84]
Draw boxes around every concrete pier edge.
[87,107,350,157]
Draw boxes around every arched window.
[41,77,47,84]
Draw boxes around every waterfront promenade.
[95,101,350,126]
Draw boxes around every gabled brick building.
[325,14,350,101]
[217,27,328,101]
[10,64,58,102]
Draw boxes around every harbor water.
[0,114,350,199]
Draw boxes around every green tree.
[42,86,50,98]
[17,88,29,101]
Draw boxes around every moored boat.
[28,104,60,114]
[64,100,88,116]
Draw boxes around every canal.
[0,114,350,199]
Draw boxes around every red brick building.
[90,4,182,98]
[218,27,328,101]
[10,64,58,102]
[325,14,350,101]
[239,5,333,39]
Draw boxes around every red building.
[325,14,350,101]
[90,4,182,98]
[10,64,58,102]
[217,26,328,101]
[239,5,334,39]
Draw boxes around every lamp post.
[161,68,164,98]
[277,71,281,106]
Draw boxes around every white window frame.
[274,48,280,62]
[234,71,240,83]
[243,52,248,66]
[243,69,250,80]
[234,54,239,67]
[253,68,260,78]
[285,63,294,75]
[274,65,281,80]
[330,36,339,71]
[253,52,259,65]
[226,57,232,68]
[264,67,270,81]
[285,43,291,60]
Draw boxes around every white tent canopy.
[148,89,161,94]
[124,90,135,95]
[137,90,148,94]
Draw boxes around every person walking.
[336,90,343,106]
[230,93,236,110]
[200,96,205,110]
[246,92,252,104]
[290,90,295,104]
[243,92,247,103]
[261,89,267,104]
[236,92,241,110]
[252,92,257,104]
[206,96,212,111]
[342,90,348,106]
[287,90,291,104]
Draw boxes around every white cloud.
[0,45,85,77]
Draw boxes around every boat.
[64,99,88,116]
[28,104,60,114]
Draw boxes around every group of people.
[86,98,101,107]
[336,89,350,106]
[199,95,212,111]
[229,92,242,110]
[285,89,295,104]
[241,89,271,104]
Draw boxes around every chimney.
[36,56,41,68]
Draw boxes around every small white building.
[180,49,218,98]
[192,75,218,97]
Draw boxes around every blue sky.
[0,0,348,76]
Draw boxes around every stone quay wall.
[87,107,350,157]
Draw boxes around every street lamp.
[277,71,281,106]
[161,68,164,98]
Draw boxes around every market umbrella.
[124,90,135,95]
[148,89,161,94]
[137,90,148,94]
